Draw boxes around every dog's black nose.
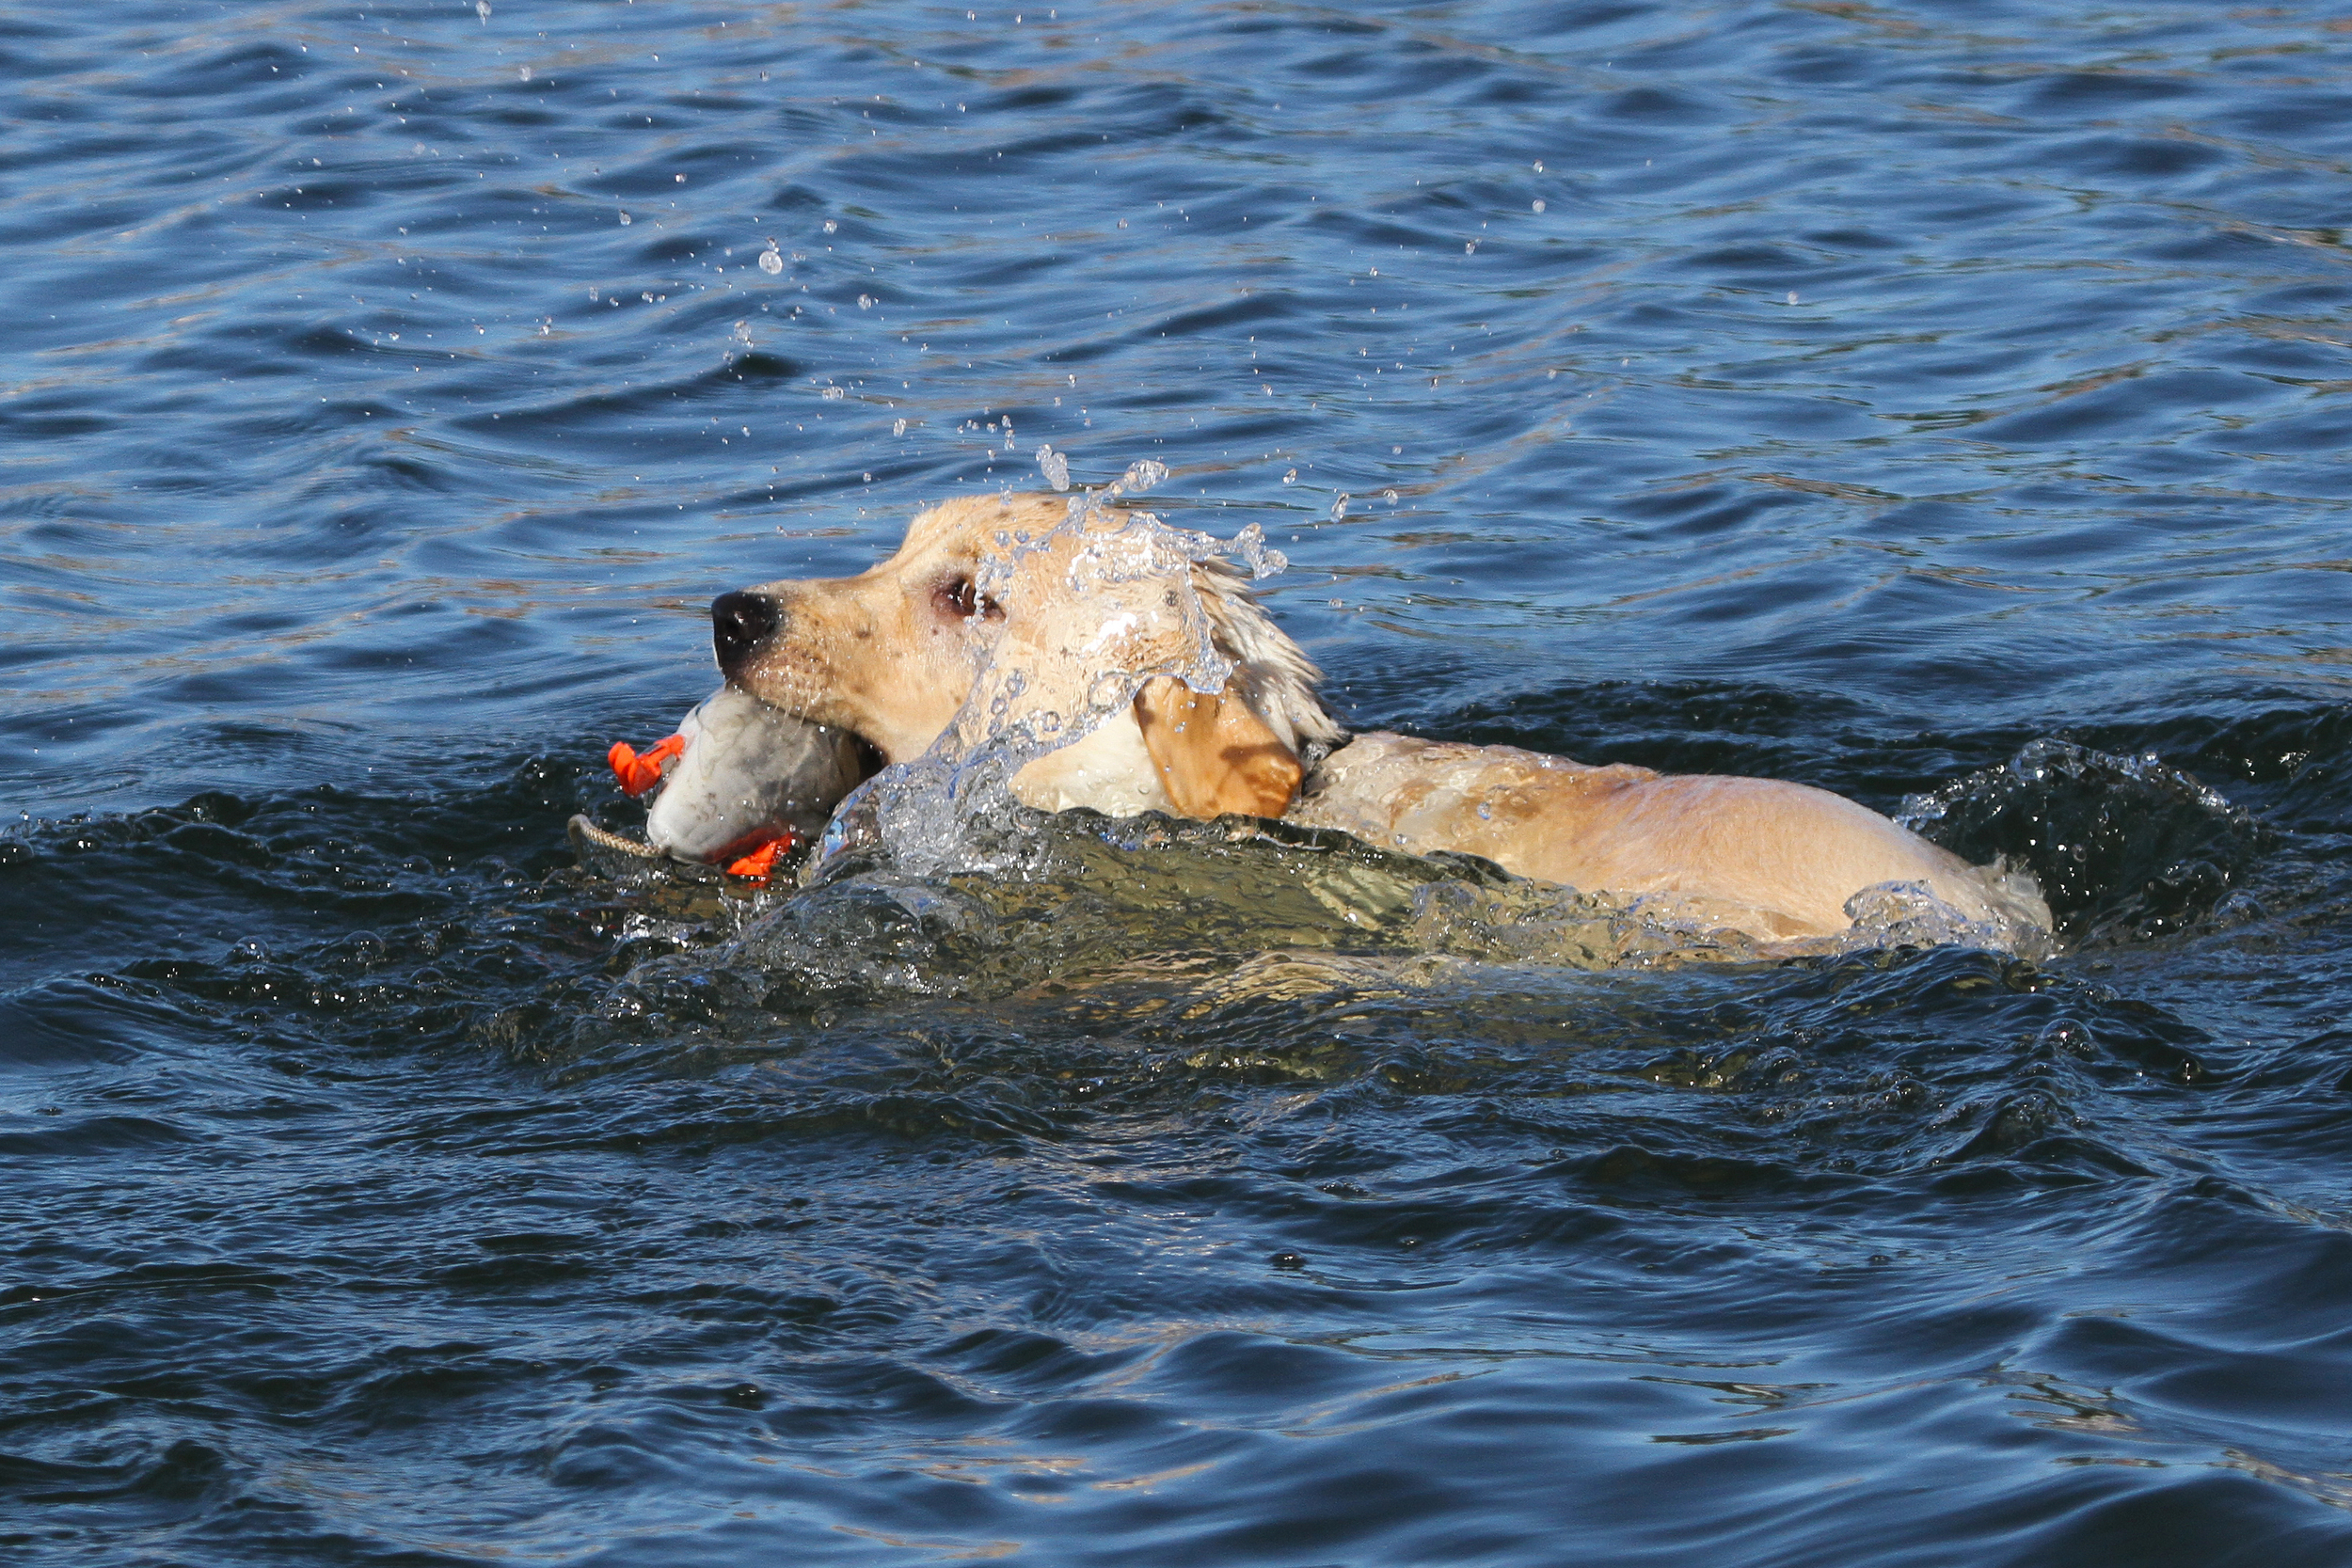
[711,590,781,674]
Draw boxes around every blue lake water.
[6,2,2352,1562]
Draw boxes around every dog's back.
[1294,732,2051,940]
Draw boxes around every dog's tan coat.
[722,493,2048,942]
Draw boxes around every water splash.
[1899,739,2264,945]
[1035,444,1070,491]
[1832,879,2057,959]
[1226,520,1286,579]
[1112,458,1168,496]
[818,480,1265,879]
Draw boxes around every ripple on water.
[7,1,2352,1563]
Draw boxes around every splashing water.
[817,482,1254,879]
[1035,444,1070,491]
[1899,738,2264,945]
[1113,458,1168,496]
[1226,520,1286,579]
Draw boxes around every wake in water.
[1901,738,2269,946]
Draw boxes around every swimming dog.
[712,492,2048,942]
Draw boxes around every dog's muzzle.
[711,590,781,677]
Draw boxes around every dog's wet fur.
[717,493,2050,942]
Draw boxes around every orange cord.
[724,832,798,883]
[608,734,685,797]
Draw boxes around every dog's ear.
[1133,676,1303,820]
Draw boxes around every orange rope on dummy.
[608,734,685,797]
[724,832,797,883]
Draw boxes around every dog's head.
[714,492,1340,819]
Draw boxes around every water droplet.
[1532,198,1545,213]
[757,247,783,275]
[821,386,847,401]
[1464,240,1477,255]
[1119,459,1168,495]
[857,294,874,309]
[518,64,532,82]
[893,417,908,436]
[618,211,631,226]
[823,218,838,234]
[1036,445,1070,491]
[1281,468,1296,484]
[1787,290,1800,305]
[1384,489,1398,504]
[475,0,490,20]
[1330,493,1348,521]
[1532,159,1544,172]
[1228,521,1287,578]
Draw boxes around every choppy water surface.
[8,2,2352,1562]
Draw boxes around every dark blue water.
[8,2,2352,1562]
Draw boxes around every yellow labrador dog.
[714,492,2047,943]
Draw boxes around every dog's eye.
[934,578,1001,623]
